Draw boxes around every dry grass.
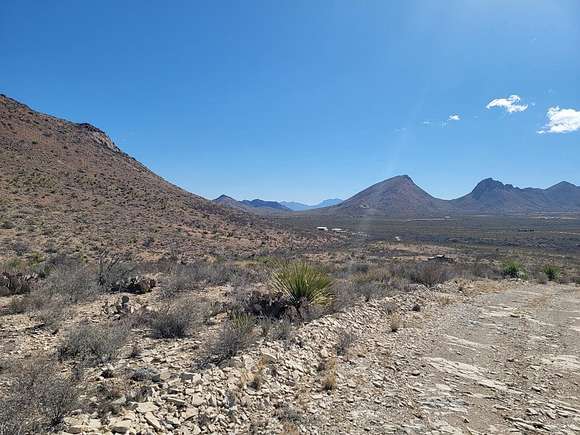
[390,313,402,332]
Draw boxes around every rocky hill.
[214,196,291,214]
[313,176,580,217]
[451,178,580,214]
[0,95,311,260]
[318,175,451,217]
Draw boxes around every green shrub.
[542,265,560,281]
[502,260,525,279]
[272,262,333,311]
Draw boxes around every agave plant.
[271,261,333,310]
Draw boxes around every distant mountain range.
[217,176,580,217]
[280,199,343,211]
[214,196,343,214]
[213,195,291,214]
[317,175,580,217]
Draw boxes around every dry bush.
[209,313,256,363]
[42,263,100,304]
[58,322,128,366]
[319,357,337,391]
[405,262,455,287]
[336,329,356,356]
[0,357,80,435]
[159,264,198,298]
[97,250,134,290]
[390,313,402,332]
[149,303,201,339]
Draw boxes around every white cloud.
[486,94,528,113]
[448,114,461,121]
[538,106,580,134]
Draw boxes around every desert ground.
[1,227,579,434]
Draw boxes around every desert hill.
[316,175,451,217]
[312,175,580,217]
[213,195,291,214]
[0,95,310,260]
[450,178,580,214]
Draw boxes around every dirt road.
[313,283,580,434]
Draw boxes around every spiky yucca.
[272,261,333,308]
[543,265,560,281]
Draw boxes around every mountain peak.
[548,181,577,190]
[471,178,509,199]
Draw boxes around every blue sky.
[1,1,579,203]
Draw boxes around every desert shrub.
[330,280,358,311]
[210,313,256,363]
[406,262,454,287]
[58,322,127,366]
[542,265,560,281]
[35,297,70,330]
[149,304,198,338]
[336,329,356,356]
[42,263,100,304]
[0,357,80,434]
[97,250,134,290]
[0,272,33,297]
[159,264,197,298]
[357,281,387,301]
[272,262,333,312]
[502,260,525,279]
[390,313,401,332]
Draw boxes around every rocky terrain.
[1,258,578,435]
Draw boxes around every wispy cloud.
[448,114,461,121]
[486,95,528,113]
[538,106,580,134]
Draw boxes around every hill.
[0,95,307,260]
[451,178,580,214]
[280,198,343,211]
[213,196,291,214]
[318,175,451,217]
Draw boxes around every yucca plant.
[502,260,525,279]
[542,265,560,281]
[271,261,333,312]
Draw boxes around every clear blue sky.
[2,1,579,203]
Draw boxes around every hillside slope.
[311,176,580,217]
[0,95,308,260]
[318,175,451,217]
[451,178,580,214]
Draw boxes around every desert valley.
[1,95,579,435]
[2,2,580,434]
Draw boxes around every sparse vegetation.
[543,265,560,281]
[0,357,80,434]
[210,313,256,363]
[272,261,333,313]
[58,322,128,366]
[390,313,401,332]
[149,303,198,339]
[336,329,356,356]
[503,260,525,279]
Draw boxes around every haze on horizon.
[1,0,579,203]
